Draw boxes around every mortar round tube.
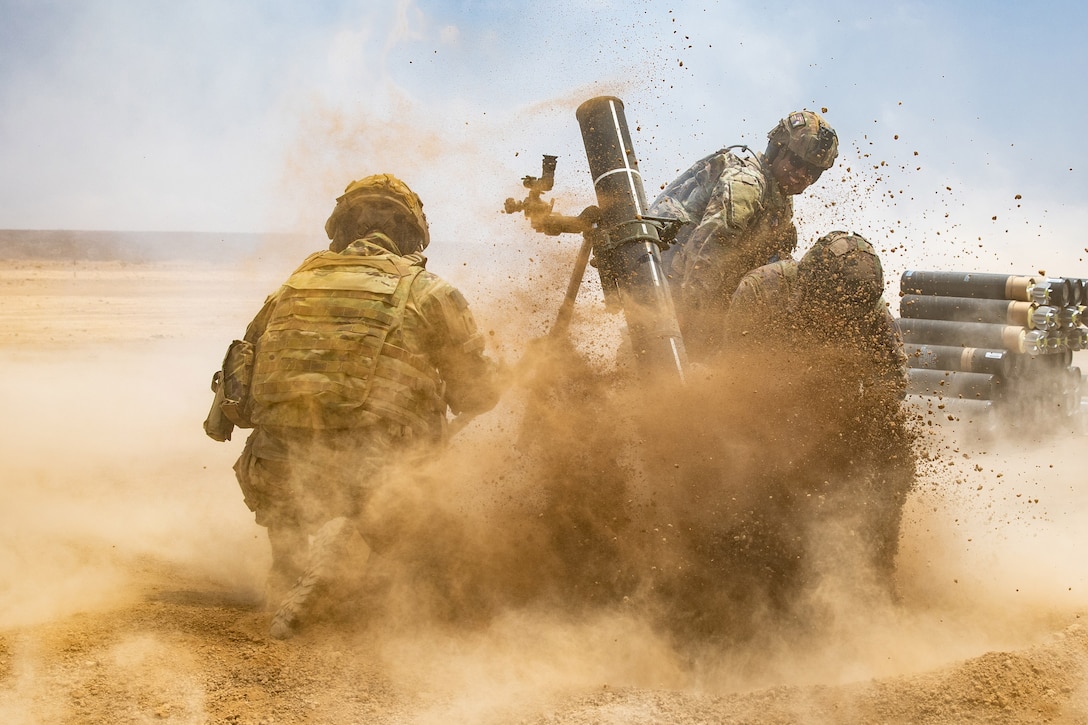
[900,270,1035,300]
[1070,278,1086,306]
[898,318,1032,352]
[903,343,1018,377]
[906,368,1003,400]
[899,295,1033,327]
[1045,278,1073,308]
[1059,306,1083,329]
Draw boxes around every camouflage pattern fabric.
[768,110,839,170]
[724,258,908,399]
[243,234,496,438]
[233,424,404,538]
[225,185,500,638]
[326,174,431,252]
[233,232,500,533]
[234,424,395,624]
[722,259,801,337]
[650,148,798,357]
[796,230,884,307]
[721,250,914,589]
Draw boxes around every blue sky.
[1,0,1087,279]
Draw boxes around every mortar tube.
[576,96,688,382]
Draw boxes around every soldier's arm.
[242,293,278,344]
[688,170,765,250]
[721,272,765,343]
[415,277,502,416]
[672,171,769,314]
[870,305,909,401]
[649,151,728,223]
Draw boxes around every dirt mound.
[1,562,1084,724]
[531,621,1088,724]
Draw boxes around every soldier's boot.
[269,516,355,640]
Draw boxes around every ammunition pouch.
[203,370,235,441]
[202,339,256,441]
[220,339,255,427]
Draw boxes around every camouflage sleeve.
[412,273,501,416]
[722,271,766,342]
[886,309,910,399]
[242,291,279,344]
[731,268,772,308]
[688,167,766,249]
[648,151,729,224]
[722,262,793,345]
[868,304,909,400]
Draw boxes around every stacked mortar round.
[898,270,1086,426]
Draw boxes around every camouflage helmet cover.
[768,110,838,170]
[324,173,430,251]
[798,230,883,305]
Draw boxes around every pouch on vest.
[203,369,235,442]
[219,339,255,428]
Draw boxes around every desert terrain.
[0,252,1086,725]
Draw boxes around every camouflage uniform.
[234,232,499,531]
[724,256,908,397]
[651,110,838,358]
[202,174,502,637]
[220,172,501,637]
[722,232,913,586]
[652,147,796,356]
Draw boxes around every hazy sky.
[2,0,1087,277]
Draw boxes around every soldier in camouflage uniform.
[723,231,913,586]
[650,110,838,357]
[724,230,907,395]
[230,174,501,639]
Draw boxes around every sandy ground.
[0,258,1086,724]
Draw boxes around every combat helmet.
[797,230,883,308]
[767,110,838,171]
[325,173,430,254]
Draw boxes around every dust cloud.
[2,246,1084,725]
[3,3,1086,719]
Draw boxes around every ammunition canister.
[1058,305,1083,329]
[898,318,1044,354]
[900,270,1035,300]
[904,343,1022,378]
[899,294,1036,327]
[1068,278,1085,306]
[906,368,1005,400]
[1043,278,1073,308]
[1030,306,1060,331]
